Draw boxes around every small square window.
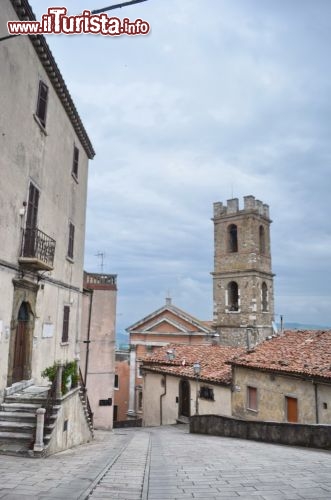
[247,386,257,411]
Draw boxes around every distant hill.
[278,322,331,331]
[116,322,330,348]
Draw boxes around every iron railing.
[79,368,94,427]
[21,227,56,267]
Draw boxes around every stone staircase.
[0,380,57,456]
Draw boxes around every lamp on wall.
[193,362,201,415]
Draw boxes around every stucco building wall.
[232,366,331,424]
[114,352,130,421]
[81,275,117,430]
[0,0,93,400]
[143,371,232,427]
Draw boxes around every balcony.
[19,227,56,271]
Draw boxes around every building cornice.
[10,0,95,159]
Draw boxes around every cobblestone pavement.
[0,425,331,499]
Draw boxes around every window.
[286,396,298,423]
[199,386,214,400]
[137,364,142,378]
[138,391,143,411]
[36,81,48,127]
[247,386,257,411]
[259,225,266,254]
[228,224,238,252]
[99,398,112,406]
[227,281,239,311]
[62,306,70,343]
[67,222,75,259]
[114,374,119,389]
[72,146,79,178]
[262,282,268,312]
[113,405,118,421]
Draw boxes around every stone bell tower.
[212,195,275,347]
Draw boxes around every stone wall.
[190,414,331,450]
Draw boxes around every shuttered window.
[36,81,48,127]
[62,306,70,343]
[68,222,75,259]
[72,146,79,178]
[247,386,258,411]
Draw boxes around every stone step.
[0,411,35,421]
[4,396,47,406]
[4,379,34,397]
[0,431,32,441]
[0,402,42,413]
[0,421,34,434]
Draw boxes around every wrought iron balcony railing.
[19,227,56,271]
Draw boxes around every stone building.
[212,196,275,347]
[80,273,117,430]
[142,343,244,426]
[230,329,331,424]
[126,298,214,419]
[0,0,94,453]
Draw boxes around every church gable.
[145,317,188,334]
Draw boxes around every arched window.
[227,281,239,311]
[262,282,268,311]
[228,224,238,253]
[259,225,266,254]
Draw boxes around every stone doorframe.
[7,278,39,387]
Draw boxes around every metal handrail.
[21,227,56,266]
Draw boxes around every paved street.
[0,425,331,499]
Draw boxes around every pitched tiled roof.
[142,344,244,385]
[230,330,331,381]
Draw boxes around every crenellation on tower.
[212,195,275,348]
[227,198,239,213]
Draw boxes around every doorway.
[179,379,190,418]
[12,302,30,383]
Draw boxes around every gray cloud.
[30,0,331,331]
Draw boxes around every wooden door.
[13,303,29,383]
[286,396,298,423]
[179,379,190,417]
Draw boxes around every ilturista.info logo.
[7,8,150,36]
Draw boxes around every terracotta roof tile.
[142,343,244,385]
[231,330,331,381]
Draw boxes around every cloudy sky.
[30,0,331,333]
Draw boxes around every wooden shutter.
[62,306,70,343]
[247,386,257,411]
[72,146,79,177]
[36,81,48,127]
[286,396,298,423]
[68,222,75,259]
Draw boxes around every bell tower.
[212,195,275,347]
